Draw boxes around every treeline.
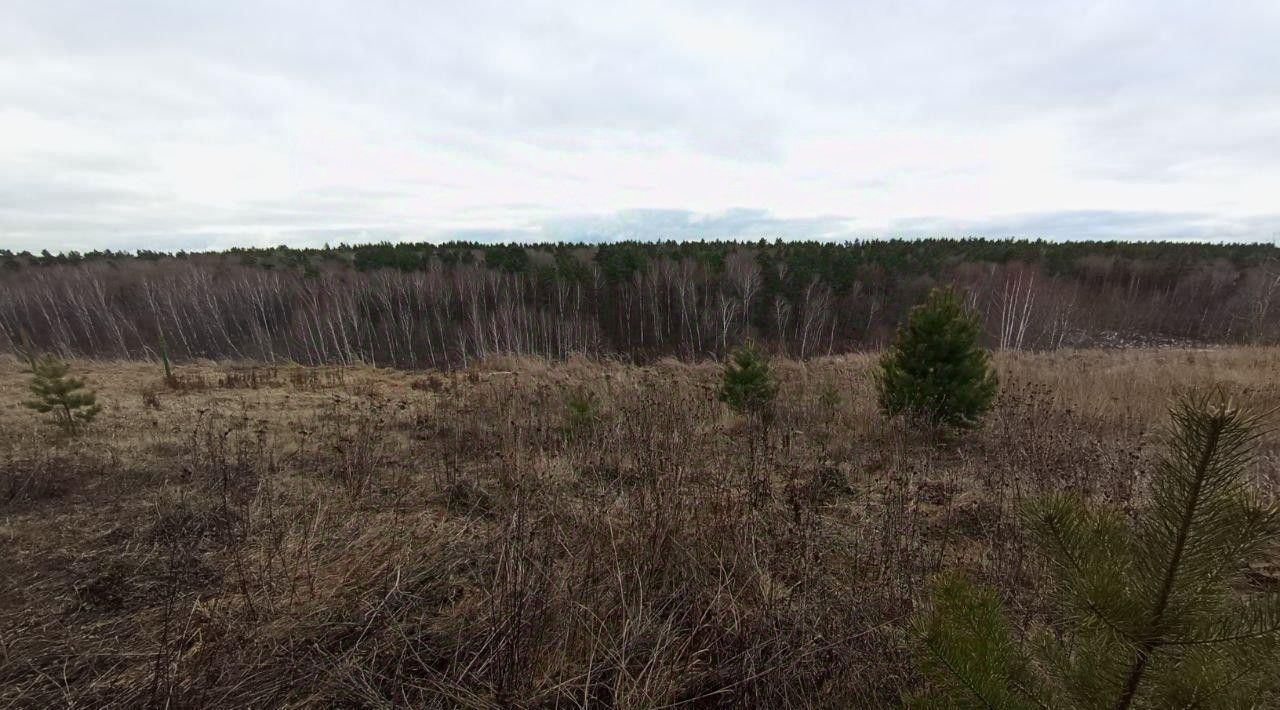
[1,239,1278,368]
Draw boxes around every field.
[2,348,1279,708]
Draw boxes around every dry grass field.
[2,348,1279,708]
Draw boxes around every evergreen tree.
[876,287,997,428]
[718,341,778,422]
[908,392,1280,708]
[23,354,102,434]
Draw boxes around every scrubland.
[2,348,1278,708]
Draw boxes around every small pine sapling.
[23,354,103,434]
[563,387,601,439]
[718,341,778,425]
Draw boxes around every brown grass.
[1,348,1278,708]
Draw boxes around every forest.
[2,239,1279,368]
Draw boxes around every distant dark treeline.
[2,239,1278,368]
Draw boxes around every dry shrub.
[2,456,81,508]
[218,366,280,390]
[163,371,210,391]
[302,400,394,500]
[411,373,447,393]
[140,385,162,410]
[287,366,346,390]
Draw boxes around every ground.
[1,348,1278,708]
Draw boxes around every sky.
[2,0,1280,252]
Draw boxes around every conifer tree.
[909,392,1280,708]
[876,287,997,428]
[718,341,778,423]
[23,354,102,434]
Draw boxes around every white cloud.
[2,0,1279,251]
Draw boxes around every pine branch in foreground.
[908,391,1280,709]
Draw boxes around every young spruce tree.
[23,354,102,435]
[909,392,1280,709]
[876,287,997,428]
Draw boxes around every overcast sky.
[3,0,1279,252]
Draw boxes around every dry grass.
[1,348,1278,708]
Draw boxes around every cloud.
[2,1,1279,252]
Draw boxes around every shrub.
[140,386,162,410]
[23,355,102,434]
[908,392,1280,708]
[876,287,997,428]
[718,341,777,422]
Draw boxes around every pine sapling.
[877,287,997,428]
[563,387,601,440]
[718,340,778,426]
[23,354,103,435]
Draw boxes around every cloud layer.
[3,0,1279,251]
